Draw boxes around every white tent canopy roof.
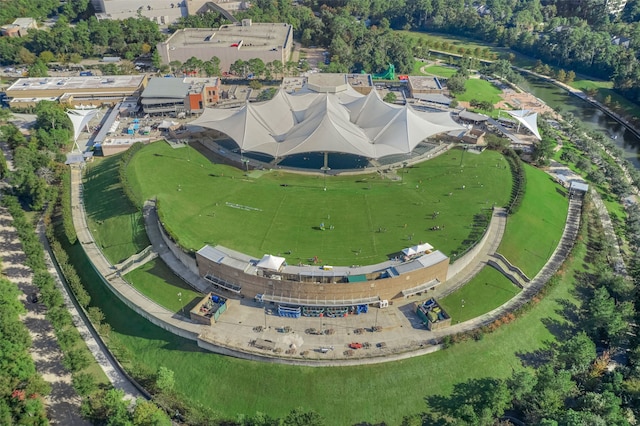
[190,88,464,159]
[256,254,286,271]
[402,243,434,256]
[506,110,541,140]
[66,108,98,142]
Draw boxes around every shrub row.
[58,168,77,245]
[118,142,144,211]
[504,149,526,214]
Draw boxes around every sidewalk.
[37,219,144,401]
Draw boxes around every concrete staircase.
[487,253,530,289]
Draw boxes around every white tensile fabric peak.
[506,110,541,140]
[66,108,99,142]
[190,88,464,159]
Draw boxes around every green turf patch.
[423,65,458,78]
[412,61,429,75]
[439,266,520,323]
[124,258,203,313]
[125,142,512,265]
[456,78,503,105]
[83,155,149,264]
[497,164,568,278]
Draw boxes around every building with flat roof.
[140,76,220,114]
[408,75,445,97]
[157,20,293,73]
[91,0,187,25]
[5,75,148,109]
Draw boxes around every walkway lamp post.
[177,292,184,316]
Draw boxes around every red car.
[349,342,363,349]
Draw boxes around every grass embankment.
[124,142,511,265]
[83,155,149,264]
[497,164,569,278]
[124,259,203,313]
[439,267,520,323]
[66,201,586,424]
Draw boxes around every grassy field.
[64,211,586,425]
[423,65,458,78]
[124,142,512,265]
[124,258,204,313]
[84,155,149,264]
[497,164,568,278]
[439,266,520,323]
[456,78,503,104]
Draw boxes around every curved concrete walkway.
[37,220,144,401]
[69,156,585,365]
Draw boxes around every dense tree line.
[0,275,49,425]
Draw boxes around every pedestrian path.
[37,220,143,401]
[0,207,89,425]
[435,207,508,298]
[590,190,627,275]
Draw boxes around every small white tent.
[402,243,434,257]
[256,254,286,271]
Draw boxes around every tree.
[566,70,576,83]
[446,74,467,94]
[249,80,262,90]
[230,59,247,77]
[18,47,36,65]
[585,287,629,344]
[39,50,55,63]
[72,373,97,396]
[156,367,174,393]
[427,378,511,425]
[556,69,567,82]
[556,332,596,375]
[383,92,397,103]
[28,60,49,77]
[132,399,171,426]
[248,58,266,78]
[283,408,325,426]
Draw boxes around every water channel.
[519,74,640,168]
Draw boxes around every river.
[518,74,640,168]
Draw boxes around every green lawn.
[497,164,568,278]
[124,258,203,313]
[412,60,429,75]
[64,212,586,425]
[84,155,149,264]
[439,266,521,323]
[456,78,503,104]
[423,65,458,78]
[123,142,512,265]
